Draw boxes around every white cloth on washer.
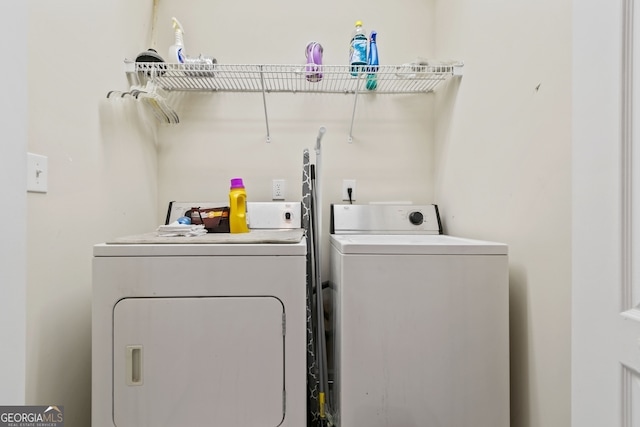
[156,222,207,237]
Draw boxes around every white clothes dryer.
[328,204,510,427]
[92,203,306,427]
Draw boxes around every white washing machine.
[329,204,510,427]
[92,203,307,427]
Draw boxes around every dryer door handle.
[126,345,143,386]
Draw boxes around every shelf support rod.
[348,73,363,143]
[259,65,271,143]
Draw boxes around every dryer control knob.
[409,211,424,225]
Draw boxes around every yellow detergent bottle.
[229,178,249,233]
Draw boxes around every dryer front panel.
[113,296,285,427]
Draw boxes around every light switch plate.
[27,153,48,193]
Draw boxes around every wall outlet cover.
[272,179,285,200]
[342,179,356,201]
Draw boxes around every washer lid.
[330,234,507,255]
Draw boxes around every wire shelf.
[129,62,463,95]
[121,60,463,141]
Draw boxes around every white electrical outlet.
[342,179,356,202]
[272,179,286,200]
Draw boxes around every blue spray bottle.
[366,31,379,91]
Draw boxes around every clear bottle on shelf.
[349,20,368,77]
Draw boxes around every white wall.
[0,0,27,405]
[23,1,572,427]
[26,2,158,426]
[434,2,572,427]
[154,0,438,251]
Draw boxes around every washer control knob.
[409,211,424,225]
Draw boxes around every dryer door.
[113,296,285,427]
